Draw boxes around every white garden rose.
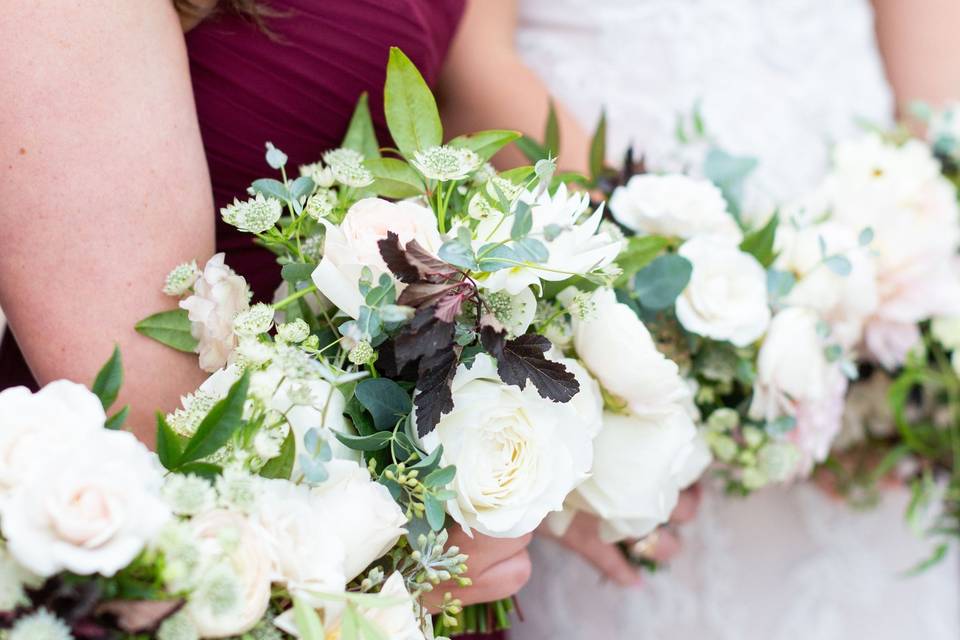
[565,409,708,541]
[0,429,170,578]
[676,236,771,346]
[312,198,442,318]
[749,308,847,474]
[774,220,878,349]
[311,460,407,580]
[565,287,691,416]
[0,381,104,495]
[610,173,742,241]
[186,509,273,638]
[478,184,623,295]
[420,354,602,537]
[180,252,252,372]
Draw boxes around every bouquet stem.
[434,598,516,636]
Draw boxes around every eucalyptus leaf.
[281,262,318,284]
[424,493,446,531]
[512,237,549,263]
[633,253,693,310]
[355,378,413,430]
[289,176,315,202]
[614,235,669,286]
[702,148,758,219]
[250,178,290,202]
[858,226,874,246]
[383,47,442,157]
[439,238,479,271]
[423,465,456,488]
[766,268,796,301]
[335,430,393,452]
[476,243,518,272]
[135,309,198,353]
[510,201,533,240]
[823,254,853,276]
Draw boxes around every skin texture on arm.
[873,0,960,116]
[438,0,591,172]
[0,0,215,447]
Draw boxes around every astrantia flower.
[276,318,310,344]
[8,609,73,640]
[163,261,200,297]
[323,148,374,188]
[305,188,336,221]
[299,161,335,188]
[161,474,217,516]
[221,193,284,234]
[215,467,260,513]
[233,302,275,337]
[180,253,251,372]
[412,145,482,181]
[157,610,200,640]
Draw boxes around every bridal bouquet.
[124,49,706,635]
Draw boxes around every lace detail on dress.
[511,1,960,638]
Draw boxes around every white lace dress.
[511,1,960,638]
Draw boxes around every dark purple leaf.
[377,231,421,283]
[485,332,579,402]
[434,291,470,323]
[414,347,459,436]
[394,307,455,368]
[397,282,459,307]
[404,239,459,283]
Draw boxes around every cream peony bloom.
[420,354,602,537]
[675,236,771,346]
[0,428,170,578]
[311,198,442,319]
[311,460,407,581]
[566,410,709,541]
[478,184,623,295]
[180,253,252,372]
[565,287,691,416]
[186,509,273,638]
[610,173,742,241]
[0,381,104,495]
[749,308,847,475]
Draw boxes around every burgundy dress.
[0,3,504,638]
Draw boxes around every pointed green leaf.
[355,378,413,430]
[424,464,456,488]
[156,412,185,469]
[384,47,442,157]
[260,427,296,479]
[544,100,560,156]
[135,309,198,353]
[739,212,779,267]
[178,372,250,465]
[449,130,521,161]
[92,346,123,411]
[515,136,549,163]
[104,406,130,431]
[614,235,670,286]
[281,262,318,284]
[294,597,326,640]
[336,430,393,452]
[366,157,424,199]
[589,110,607,183]
[342,92,381,159]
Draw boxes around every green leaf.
[476,243,518,272]
[281,262,318,284]
[176,461,223,480]
[135,309,198,353]
[260,428,296,479]
[344,396,377,437]
[544,100,560,156]
[614,235,670,286]
[589,110,607,184]
[250,178,290,202]
[412,444,444,472]
[156,412,185,469]
[824,254,853,276]
[342,92,381,160]
[633,253,693,310]
[703,148,758,220]
[335,430,393,452]
[293,597,326,640]
[424,493,446,531]
[515,136,549,163]
[739,212,779,267]
[511,201,533,240]
[104,406,130,431]
[178,372,250,466]
[289,176,315,202]
[439,238,479,271]
[92,346,123,411]
[424,464,456,488]
[355,378,413,430]
[904,543,950,576]
[366,157,424,199]
[512,237,549,263]
[449,130,521,161]
[383,47,442,157]
[499,166,535,185]
[766,268,796,301]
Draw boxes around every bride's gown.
[511,1,960,638]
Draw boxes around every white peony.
[774,220,878,349]
[565,287,691,416]
[420,354,602,537]
[186,509,273,638]
[311,198,442,319]
[676,236,771,346]
[311,460,407,581]
[1,428,170,578]
[0,380,104,495]
[180,253,252,372]
[478,184,623,295]
[565,410,709,541]
[610,173,742,241]
[749,308,847,475]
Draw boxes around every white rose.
[566,409,708,541]
[420,354,602,537]
[676,236,771,346]
[610,173,742,241]
[312,198,442,318]
[775,221,878,349]
[180,253,252,372]
[311,460,407,581]
[749,308,846,474]
[186,509,273,638]
[251,479,347,608]
[479,184,623,295]
[566,287,691,416]
[0,380,104,495]
[0,429,170,578]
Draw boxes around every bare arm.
[438,0,591,171]
[0,0,215,446]
[873,0,960,117]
